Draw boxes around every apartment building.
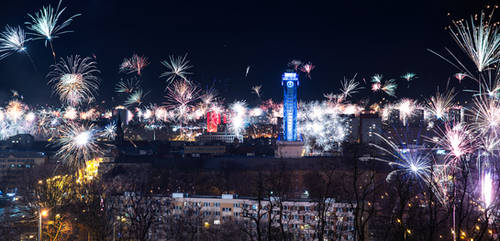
[143,193,356,240]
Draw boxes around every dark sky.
[0,0,491,106]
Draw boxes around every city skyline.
[0,1,499,240]
[0,0,488,105]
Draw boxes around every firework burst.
[300,62,315,79]
[229,101,248,137]
[101,122,116,140]
[340,74,362,99]
[25,0,80,59]
[401,72,417,82]
[124,89,148,106]
[0,25,29,60]
[115,78,140,94]
[164,79,201,123]
[120,54,149,75]
[432,122,475,163]
[371,74,397,96]
[252,85,262,97]
[426,89,456,120]
[364,133,432,183]
[382,79,398,97]
[288,59,302,71]
[371,74,383,83]
[47,55,100,106]
[454,73,468,83]
[449,8,500,72]
[56,122,102,169]
[298,101,346,155]
[397,98,419,125]
[6,100,26,121]
[160,53,192,85]
[470,95,500,135]
[323,92,342,103]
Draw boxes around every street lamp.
[39,209,48,241]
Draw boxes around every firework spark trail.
[245,66,250,77]
[449,7,500,72]
[160,53,192,85]
[300,62,315,79]
[363,133,432,182]
[361,133,452,204]
[56,122,102,169]
[482,172,494,208]
[371,74,383,83]
[340,74,362,99]
[370,74,397,96]
[120,54,149,75]
[47,55,100,107]
[252,85,262,97]
[426,89,456,120]
[462,66,500,99]
[380,79,397,97]
[115,78,140,94]
[401,72,417,82]
[25,0,80,60]
[124,89,149,106]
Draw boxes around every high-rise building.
[275,71,303,158]
[359,113,382,144]
[282,71,299,141]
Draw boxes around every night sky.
[0,0,491,106]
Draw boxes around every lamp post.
[38,209,48,241]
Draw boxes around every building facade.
[110,192,356,240]
[0,150,46,191]
[282,72,299,142]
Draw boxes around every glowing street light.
[39,208,48,241]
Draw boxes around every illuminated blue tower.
[282,71,299,141]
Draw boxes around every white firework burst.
[449,9,500,72]
[0,25,29,60]
[56,122,102,169]
[124,89,148,106]
[25,0,80,58]
[426,89,456,120]
[101,122,116,140]
[340,74,362,98]
[298,101,346,155]
[160,53,192,85]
